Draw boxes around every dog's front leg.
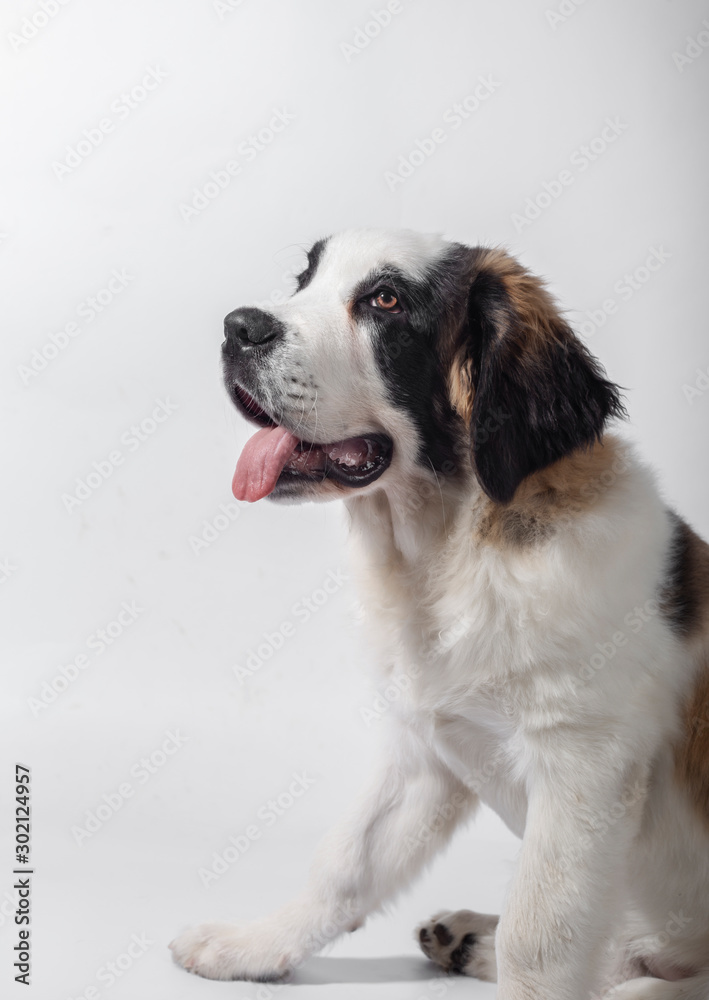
[171,720,476,981]
[495,750,647,1000]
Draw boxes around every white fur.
[171,230,709,998]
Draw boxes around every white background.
[1,1,708,998]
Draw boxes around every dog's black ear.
[450,248,626,504]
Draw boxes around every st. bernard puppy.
[171,229,709,999]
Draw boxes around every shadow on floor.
[291,955,445,985]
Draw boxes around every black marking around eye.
[353,254,470,331]
[352,266,420,316]
[293,238,328,293]
[359,248,471,475]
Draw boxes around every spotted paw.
[416,908,499,981]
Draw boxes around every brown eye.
[372,289,401,311]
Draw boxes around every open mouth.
[229,384,393,502]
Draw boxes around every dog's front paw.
[416,909,499,981]
[169,920,293,981]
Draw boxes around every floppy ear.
[450,247,626,504]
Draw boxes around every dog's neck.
[345,435,631,569]
[346,470,472,568]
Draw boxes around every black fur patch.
[294,238,328,293]
[433,922,454,946]
[660,511,703,637]
[449,932,477,974]
[356,248,470,476]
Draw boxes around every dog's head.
[223,229,624,505]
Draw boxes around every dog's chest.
[350,499,571,835]
[366,531,557,696]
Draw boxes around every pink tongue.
[232,426,300,502]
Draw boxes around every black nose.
[223,307,285,357]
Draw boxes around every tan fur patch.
[446,245,577,431]
[468,247,567,353]
[676,651,709,830]
[448,349,474,424]
[472,434,626,547]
